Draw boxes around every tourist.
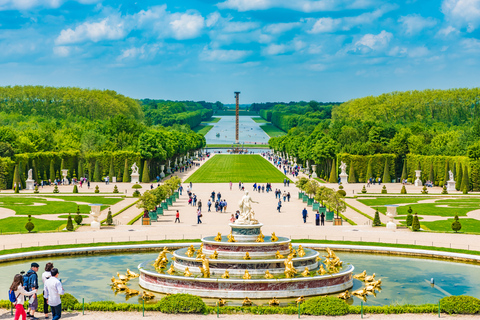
[229,181,232,190]
[197,209,202,224]
[175,210,180,223]
[302,208,308,223]
[44,268,64,320]
[235,210,240,220]
[223,200,227,211]
[287,180,290,187]
[287,192,291,202]
[215,200,219,212]
[198,200,202,212]
[277,200,282,213]
[207,200,212,212]
[217,192,221,201]
[9,274,37,320]
[211,191,215,201]
[193,194,197,207]
[262,185,265,192]
[25,262,40,320]
[253,183,257,191]
[189,182,192,189]
[87,180,90,189]
[178,185,183,195]
[321,212,325,226]
[238,181,242,190]
[241,183,244,191]
[230,214,235,223]
[42,263,54,319]
[258,186,261,193]
[378,177,382,185]
[283,191,287,202]
[315,211,320,226]
[283,178,287,187]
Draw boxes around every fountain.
[138,192,354,298]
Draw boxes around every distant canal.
[204,116,270,145]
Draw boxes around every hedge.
[259,109,272,121]
[406,154,469,187]
[337,153,396,183]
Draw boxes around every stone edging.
[0,242,479,264]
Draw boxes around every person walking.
[287,192,291,202]
[197,209,202,224]
[229,181,232,190]
[223,199,227,211]
[9,274,37,320]
[207,200,211,212]
[277,200,282,213]
[211,191,215,202]
[229,214,235,223]
[302,208,308,223]
[175,210,180,223]
[189,182,192,189]
[44,268,64,320]
[321,212,325,226]
[42,263,54,319]
[315,211,320,226]
[25,262,39,320]
[283,191,287,202]
[197,200,202,212]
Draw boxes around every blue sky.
[1,0,480,103]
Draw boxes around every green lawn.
[251,117,269,123]
[192,125,214,136]
[0,217,66,234]
[185,154,287,183]
[0,196,124,215]
[203,117,221,123]
[260,124,286,137]
[422,218,480,233]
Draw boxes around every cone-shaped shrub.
[366,160,373,182]
[373,210,381,226]
[34,185,39,194]
[328,159,337,183]
[451,214,461,233]
[441,185,448,194]
[25,215,34,233]
[106,208,113,225]
[50,159,55,182]
[381,185,387,194]
[95,185,100,193]
[421,186,428,194]
[94,161,100,182]
[382,158,390,183]
[442,160,449,186]
[429,164,434,183]
[400,185,407,194]
[361,185,367,194]
[109,157,115,179]
[412,214,420,231]
[142,160,150,183]
[401,159,407,182]
[113,185,119,193]
[73,185,78,193]
[348,161,356,183]
[406,213,413,227]
[123,159,129,183]
[461,165,469,192]
[74,208,83,225]
[66,214,74,231]
[53,185,59,193]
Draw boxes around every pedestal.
[131,173,140,184]
[386,221,397,230]
[311,165,317,178]
[91,221,101,229]
[414,179,422,187]
[229,223,263,242]
[447,180,456,191]
[166,167,171,174]
[26,179,35,190]
[339,173,348,184]
[112,177,116,183]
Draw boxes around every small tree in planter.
[34,185,39,194]
[136,190,157,216]
[25,215,35,233]
[400,185,407,194]
[295,177,310,193]
[421,186,428,194]
[66,214,74,231]
[106,208,113,225]
[73,185,78,193]
[113,185,119,193]
[381,185,387,194]
[95,185,100,193]
[361,185,367,194]
[326,191,346,219]
[441,185,448,194]
[314,187,333,207]
[412,213,420,231]
[373,210,381,226]
[406,207,413,226]
[53,185,59,193]
[451,214,462,233]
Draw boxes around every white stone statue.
[236,191,259,225]
[449,170,454,181]
[340,161,347,175]
[131,163,139,175]
[27,169,33,180]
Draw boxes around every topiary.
[158,293,206,314]
[338,184,344,190]
[442,185,448,194]
[451,214,462,233]
[406,213,413,227]
[34,185,39,194]
[132,183,142,189]
[337,189,346,196]
[66,214,74,231]
[302,296,349,316]
[74,213,83,226]
[113,185,119,193]
[441,295,480,314]
[412,213,420,231]
[373,210,381,226]
[421,186,428,194]
[400,185,407,194]
[361,185,367,194]
[95,185,100,193]
[73,185,78,193]
[132,190,141,197]
[53,185,59,193]
[381,185,387,194]
[463,187,468,194]
[25,215,35,233]
[106,208,113,225]
[15,185,19,193]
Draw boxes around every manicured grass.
[192,124,214,136]
[0,217,66,234]
[260,124,286,137]
[202,117,221,123]
[57,214,88,219]
[251,117,269,123]
[357,197,431,206]
[422,218,480,233]
[185,154,287,183]
[206,144,269,148]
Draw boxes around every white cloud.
[398,14,437,35]
[263,22,301,34]
[223,21,259,33]
[263,43,288,55]
[442,0,480,32]
[0,0,100,11]
[170,13,204,40]
[310,18,341,33]
[353,30,392,52]
[461,38,480,52]
[217,0,375,12]
[53,45,70,57]
[117,44,161,60]
[55,16,126,45]
[200,47,252,61]
[206,12,221,27]
[437,25,459,37]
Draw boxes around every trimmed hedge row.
[337,153,396,183]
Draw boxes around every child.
[9,274,37,320]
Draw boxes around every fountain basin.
[202,237,290,259]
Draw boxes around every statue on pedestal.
[339,162,347,175]
[28,169,33,180]
[131,163,139,175]
[235,191,259,225]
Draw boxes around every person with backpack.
[9,273,37,320]
[44,268,64,320]
[25,262,39,320]
[42,263,54,319]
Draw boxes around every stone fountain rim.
[171,249,319,263]
[229,223,264,228]
[202,237,290,246]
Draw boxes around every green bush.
[73,185,78,193]
[451,214,462,233]
[34,185,39,193]
[381,185,387,194]
[66,214,74,231]
[373,210,381,226]
[95,185,100,193]
[25,215,34,233]
[337,189,346,196]
[158,293,206,314]
[406,213,413,226]
[302,296,349,316]
[74,212,83,225]
[441,185,448,194]
[132,183,142,189]
[400,185,407,194]
[412,213,420,231]
[421,186,428,194]
[441,296,480,314]
[53,185,59,193]
[463,187,468,194]
[113,185,119,193]
[36,293,79,312]
[106,208,113,225]
[133,190,141,197]
[361,185,367,193]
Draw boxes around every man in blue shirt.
[26,262,39,320]
[302,208,308,223]
[44,268,64,320]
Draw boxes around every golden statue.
[116,272,128,282]
[209,250,219,259]
[369,279,382,288]
[256,233,264,242]
[242,297,253,306]
[353,270,366,280]
[161,246,170,255]
[142,291,155,300]
[196,246,203,259]
[269,297,279,306]
[365,273,376,282]
[295,296,305,305]
[297,245,306,257]
[290,249,297,258]
[221,270,230,279]
[217,298,226,307]
[316,256,322,262]
[271,232,278,242]
[352,288,368,297]
[186,245,195,257]
[125,288,140,296]
[244,252,251,260]
[110,277,125,286]
[167,264,175,275]
[183,267,192,277]
[155,257,168,269]
[243,270,252,279]
[126,269,139,278]
[301,267,310,277]
[214,232,222,242]
[338,290,351,300]
[264,270,274,279]
[275,251,284,259]
[289,243,293,252]
[323,247,337,259]
[317,265,327,275]
[196,254,210,278]
[284,256,297,278]
[227,233,236,242]
[115,283,128,291]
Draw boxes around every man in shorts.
[26,262,40,320]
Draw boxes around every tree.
[429,163,434,183]
[406,207,413,226]
[34,185,39,193]
[78,160,84,179]
[95,185,100,193]
[442,160,449,186]
[366,159,373,182]
[461,164,470,191]
[412,213,420,231]
[94,160,100,182]
[25,215,34,233]
[373,210,381,226]
[106,208,113,225]
[109,157,115,178]
[32,159,38,183]
[142,160,150,183]
[74,206,83,225]
[53,185,59,193]
[381,185,387,194]
[328,159,337,183]
[441,185,448,194]
[60,158,65,171]
[123,159,130,183]
[456,164,463,191]
[382,158,390,183]
[295,177,310,192]
[400,159,407,182]
[66,214,74,231]
[12,165,20,190]
[137,190,157,213]
[314,186,333,207]
[400,185,407,194]
[361,185,367,193]
[73,185,78,193]
[304,179,320,198]
[113,185,119,193]
[451,214,461,233]
[326,191,346,219]
[348,161,356,183]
